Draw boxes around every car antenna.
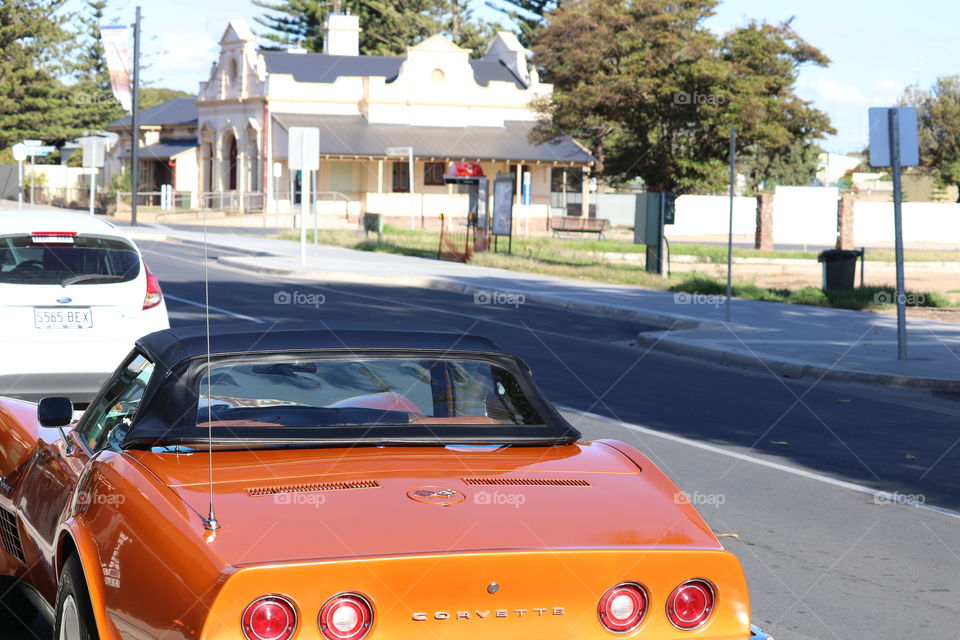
[202,204,220,532]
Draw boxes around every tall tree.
[719,20,834,192]
[532,0,728,192]
[0,0,82,151]
[902,76,960,202]
[532,0,834,194]
[252,0,439,55]
[485,0,555,48]
[435,0,502,56]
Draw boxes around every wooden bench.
[550,216,609,239]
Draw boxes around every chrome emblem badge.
[56,297,72,304]
[406,486,465,506]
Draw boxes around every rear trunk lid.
[129,441,723,564]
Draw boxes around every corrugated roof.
[271,115,593,164]
[119,139,197,159]
[261,51,525,88]
[108,97,197,129]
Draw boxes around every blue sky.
[64,0,960,154]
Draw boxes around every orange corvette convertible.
[0,325,773,639]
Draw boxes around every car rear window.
[0,234,140,286]
[196,357,544,429]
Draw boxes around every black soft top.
[137,324,503,368]
[120,324,580,448]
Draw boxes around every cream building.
[193,15,594,226]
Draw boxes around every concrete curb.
[635,332,960,392]
[169,237,274,257]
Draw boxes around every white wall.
[667,194,757,237]
[854,201,960,245]
[27,165,93,189]
[771,186,838,247]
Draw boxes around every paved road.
[15,239,960,639]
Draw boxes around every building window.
[392,161,409,192]
[424,162,444,186]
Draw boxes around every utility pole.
[130,6,141,226]
[725,127,736,323]
[888,108,908,359]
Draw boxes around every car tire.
[54,555,98,640]
[0,576,37,630]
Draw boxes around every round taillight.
[666,580,714,630]
[319,593,373,640]
[241,595,298,640]
[598,582,647,633]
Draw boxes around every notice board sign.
[492,172,514,237]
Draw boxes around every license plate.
[33,307,94,329]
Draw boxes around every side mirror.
[38,397,74,428]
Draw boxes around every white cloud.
[800,77,866,105]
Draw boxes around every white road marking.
[560,405,960,522]
[163,294,265,324]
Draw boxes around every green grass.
[669,275,950,310]
[272,226,955,310]
[669,243,960,263]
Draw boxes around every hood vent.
[248,479,381,496]
[0,507,25,563]
[462,477,590,487]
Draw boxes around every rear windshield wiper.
[60,274,126,287]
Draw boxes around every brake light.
[241,596,298,640]
[318,593,373,640]
[143,264,162,310]
[31,231,76,245]
[598,582,647,633]
[666,580,714,630]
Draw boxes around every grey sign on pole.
[868,106,918,360]
[289,127,320,264]
[80,137,106,215]
[80,137,106,168]
[868,107,919,167]
[288,127,320,171]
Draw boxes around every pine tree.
[435,0,502,56]
[485,0,555,47]
[0,0,83,151]
[70,0,125,132]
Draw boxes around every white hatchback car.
[0,210,169,403]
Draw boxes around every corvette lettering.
[412,607,565,621]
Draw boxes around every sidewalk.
[129,222,960,391]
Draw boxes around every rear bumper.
[752,625,775,639]
[0,371,110,404]
[0,336,138,403]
